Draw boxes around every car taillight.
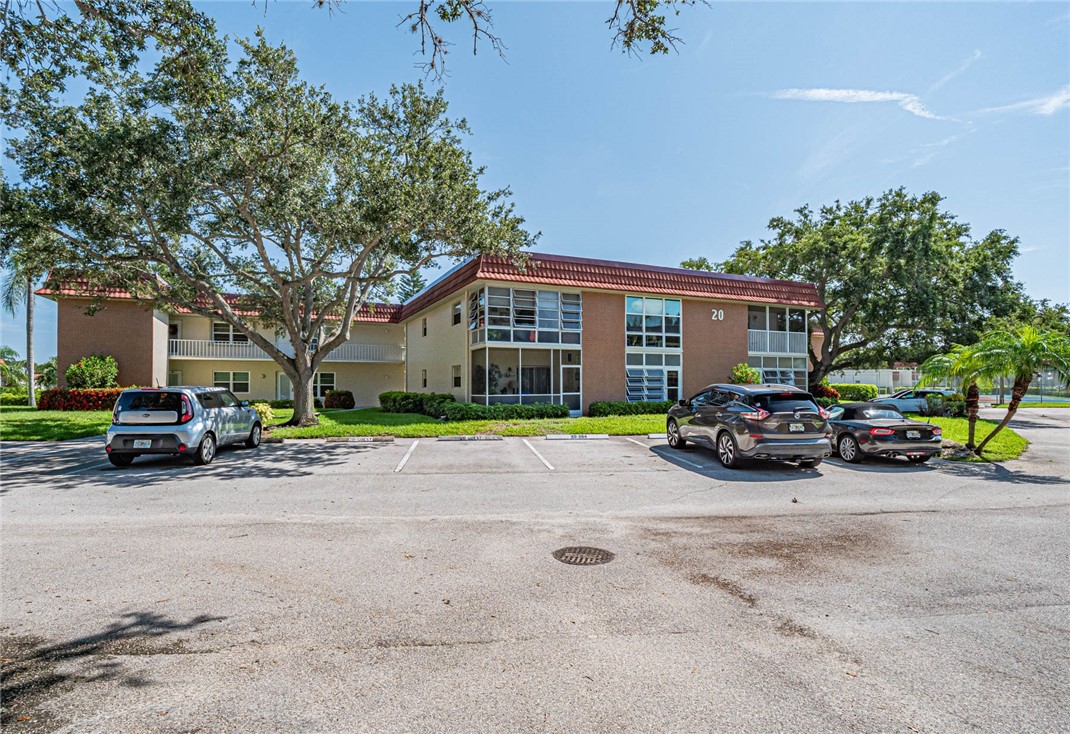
[870,427,894,436]
[740,408,770,421]
[178,395,194,424]
[932,427,942,436]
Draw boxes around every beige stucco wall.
[404,296,468,399]
[167,359,403,406]
[151,310,170,388]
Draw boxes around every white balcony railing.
[747,330,808,355]
[168,339,404,363]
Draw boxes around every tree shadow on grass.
[1,611,224,731]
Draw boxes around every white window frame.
[625,296,682,351]
[313,372,336,400]
[452,364,462,388]
[421,369,428,388]
[214,370,251,393]
[212,321,249,343]
[452,301,462,326]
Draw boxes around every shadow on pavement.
[823,455,937,473]
[936,460,1069,486]
[0,611,224,731]
[2,441,390,490]
[650,445,825,483]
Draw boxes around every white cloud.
[976,86,1070,116]
[928,50,982,93]
[771,88,947,120]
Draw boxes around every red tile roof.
[35,280,400,323]
[38,253,823,325]
[400,253,824,318]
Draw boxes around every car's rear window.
[752,393,819,413]
[116,391,183,412]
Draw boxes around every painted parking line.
[624,437,651,448]
[394,439,420,473]
[521,438,555,471]
[650,445,709,470]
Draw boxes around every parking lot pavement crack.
[669,483,728,502]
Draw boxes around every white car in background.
[870,388,958,414]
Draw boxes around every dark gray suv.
[666,384,833,468]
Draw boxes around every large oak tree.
[2,3,534,425]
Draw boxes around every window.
[625,297,682,349]
[748,306,767,331]
[788,309,806,333]
[212,322,248,342]
[168,322,181,340]
[421,369,428,388]
[469,287,582,345]
[219,391,240,408]
[213,371,250,393]
[452,365,462,388]
[452,301,462,326]
[747,356,806,388]
[421,318,428,337]
[313,372,336,400]
[167,371,182,387]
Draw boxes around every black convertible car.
[827,402,943,464]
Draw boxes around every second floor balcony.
[168,339,405,363]
[747,329,808,355]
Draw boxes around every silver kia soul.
[106,387,263,467]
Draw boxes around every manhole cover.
[552,546,615,566]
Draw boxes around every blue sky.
[4,1,1068,361]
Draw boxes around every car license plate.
[133,439,152,449]
[789,423,805,432]
[906,430,920,439]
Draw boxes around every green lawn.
[991,402,1070,409]
[0,406,111,441]
[905,414,1028,462]
[269,408,665,439]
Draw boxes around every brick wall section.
[57,299,157,387]
[681,300,748,397]
[581,291,626,411]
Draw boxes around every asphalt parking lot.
[2,410,1069,733]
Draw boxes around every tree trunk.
[287,366,319,427]
[26,277,35,408]
[973,375,1029,457]
[964,381,979,449]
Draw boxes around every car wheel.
[716,431,741,469]
[667,419,687,449]
[193,433,216,466]
[838,435,863,463]
[799,458,822,468]
[908,455,931,464]
[245,422,262,449]
[108,453,134,467]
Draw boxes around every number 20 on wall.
[711,308,725,321]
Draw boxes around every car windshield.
[752,393,819,414]
[116,391,183,412]
[862,408,904,420]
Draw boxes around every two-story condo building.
[40,252,824,414]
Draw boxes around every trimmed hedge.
[268,398,323,409]
[588,400,674,417]
[441,401,570,421]
[830,383,879,401]
[324,390,356,409]
[0,390,43,406]
[39,388,125,411]
[378,391,456,417]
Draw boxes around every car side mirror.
[241,400,249,407]
[678,399,689,407]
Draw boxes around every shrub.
[440,401,570,421]
[919,394,967,418]
[815,396,838,409]
[830,383,879,401]
[811,382,840,400]
[38,388,125,411]
[1,390,43,406]
[589,400,674,417]
[251,402,275,424]
[728,363,762,385]
[64,354,119,389]
[378,391,456,416]
[267,398,322,410]
[324,390,355,409]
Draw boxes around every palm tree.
[919,343,988,449]
[1,269,40,406]
[965,327,1070,457]
[0,345,27,389]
